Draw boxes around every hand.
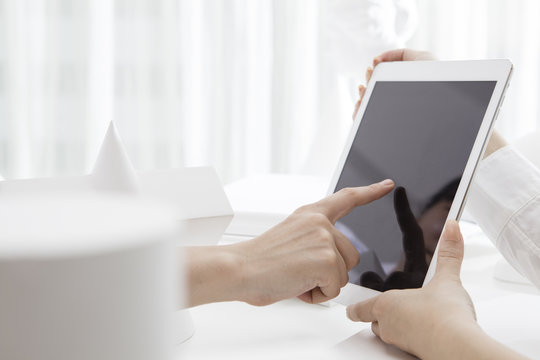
[235,179,395,305]
[351,48,508,158]
[186,179,395,307]
[346,220,529,360]
[361,187,428,291]
[347,220,477,358]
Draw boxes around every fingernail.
[380,179,394,187]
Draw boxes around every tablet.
[329,60,512,304]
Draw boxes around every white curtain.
[408,0,540,141]
[0,0,416,182]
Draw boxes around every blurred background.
[0,0,538,183]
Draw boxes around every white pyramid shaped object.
[92,122,140,192]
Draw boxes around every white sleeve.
[467,146,540,288]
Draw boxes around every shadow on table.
[326,329,415,360]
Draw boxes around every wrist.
[227,240,273,306]
[428,320,482,359]
[427,319,522,360]
[484,131,508,159]
[416,319,480,360]
[185,245,246,307]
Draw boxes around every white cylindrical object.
[0,194,180,360]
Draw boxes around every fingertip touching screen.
[335,81,496,291]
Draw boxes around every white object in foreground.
[0,194,180,360]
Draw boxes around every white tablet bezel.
[329,60,513,304]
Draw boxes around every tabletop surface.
[176,175,540,359]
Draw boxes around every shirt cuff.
[466,146,540,245]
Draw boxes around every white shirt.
[467,146,540,289]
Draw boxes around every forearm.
[426,323,528,360]
[185,245,246,307]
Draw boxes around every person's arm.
[360,49,540,290]
[346,221,529,360]
[467,142,540,289]
[185,179,395,307]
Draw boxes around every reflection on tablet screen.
[334,81,496,291]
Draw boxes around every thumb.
[434,220,464,278]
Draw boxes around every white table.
[176,175,540,359]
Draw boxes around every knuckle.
[437,246,461,261]
[327,286,340,299]
[314,227,333,244]
[339,187,356,197]
[322,249,339,267]
[372,292,395,317]
[366,184,378,197]
[293,204,311,215]
[310,212,330,227]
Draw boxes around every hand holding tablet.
[331,53,513,303]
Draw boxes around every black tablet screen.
[334,81,496,291]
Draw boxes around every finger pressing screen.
[318,180,394,223]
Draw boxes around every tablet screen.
[335,81,496,291]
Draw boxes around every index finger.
[315,179,394,224]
